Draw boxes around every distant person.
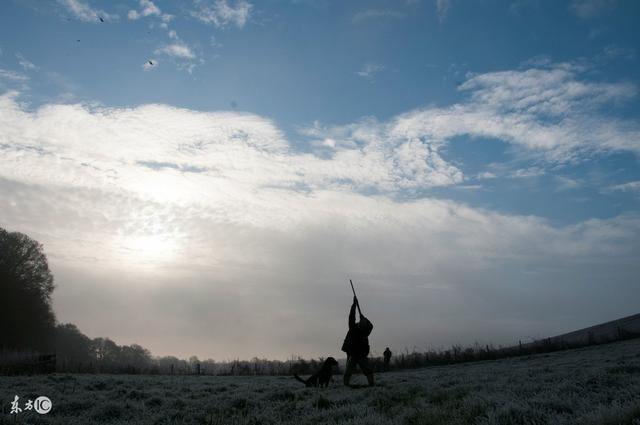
[383,347,392,372]
[341,296,374,387]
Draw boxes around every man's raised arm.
[349,296,357,329]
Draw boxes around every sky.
[0,0,639,361]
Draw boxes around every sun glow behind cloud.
[118,233,180,267]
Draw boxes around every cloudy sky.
[1,0,639,360]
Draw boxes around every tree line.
[2,226,638,376]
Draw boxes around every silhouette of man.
[383,347,392,372]
[341,296,374,386]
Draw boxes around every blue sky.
[0,0,639,359]
[2,0,639,224]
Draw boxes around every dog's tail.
[293,374,306,385]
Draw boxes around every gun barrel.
[349,279,363,316]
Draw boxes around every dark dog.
[294,357,339,388]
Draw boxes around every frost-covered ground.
[2,339,640,425]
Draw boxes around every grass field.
[2,338,640,425]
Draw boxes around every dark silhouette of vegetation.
[55,323,93,369]
[0,227,56,352]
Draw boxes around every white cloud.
[458,65,633,115]
[58,0,118,23]
[352,9,405,23]
[608,180,640,192]
[477,171,497,180]
[436,0,451,21]
[127,0,172,22]
[0,74,29,94]
[168,30,178,39]
[0,70,28,82]
[601,45,636,61]
[15,53,37,71]
[356,63,384,80]
[139,0,161,17]
[391,63,639,163]
[7,61,629,209]
[454,184,483,190]
[555,176,583,191]
[512,167,545,178]
[191,0,253,29]
[0,92,461,205]
[570,0,617,18]
[155,43,196,59]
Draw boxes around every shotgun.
[350,279,363,316]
